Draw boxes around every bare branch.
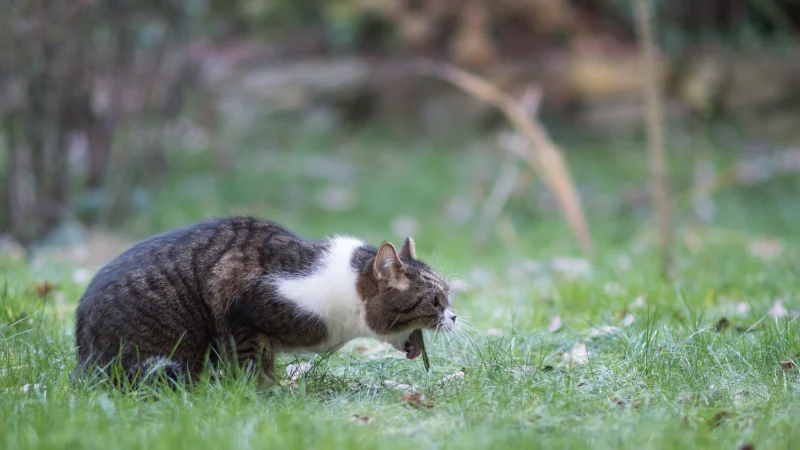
[634,0,673,279]
[416,60,593,254]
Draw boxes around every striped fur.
[74,217,455,386]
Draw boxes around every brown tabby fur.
[74,217,453,386]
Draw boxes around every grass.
[2,122,800,449]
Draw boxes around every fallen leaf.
[768,301,788,318]
[738,444,754,450]
[614,308,628,321]
[383,380,416,391]
[31,281,59,298]
[780,360,796,372]
[350,415,375,424]
[398,392,435,409]
[286,362,313,381]
[748,238,783,260]
[437,368,466,385]
[611,397,627,408]
[714,317,731,332]
[563,342,589,365]
[547,316,563,333]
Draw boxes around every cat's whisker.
[443,329,455,351]
[444,273,463,283]
[452,319,478,333]
[453,319,484,335]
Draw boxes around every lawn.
[2,124,799,449]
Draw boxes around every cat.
[73,217,456,386]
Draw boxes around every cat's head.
[357,237,456,341]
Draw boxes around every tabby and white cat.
[74,217,456,385]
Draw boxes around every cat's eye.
[432,292,445,308]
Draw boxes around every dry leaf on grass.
[563,342,590,365]
[286,362,313,381]
[398,392,435,409]
[437,368,466,385]
[351,415,375,425]
[383,380,416,391]
[780,360,796,372]
[547,316,563,333]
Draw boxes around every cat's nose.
[450,314,457,323]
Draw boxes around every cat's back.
[79,217,295,303]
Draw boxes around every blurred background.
[2,0,800,277]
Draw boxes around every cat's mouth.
[402,329,424,360]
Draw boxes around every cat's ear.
[398,236,417,260]
[374,242,408,289]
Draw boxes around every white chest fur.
[274,236,377,352]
